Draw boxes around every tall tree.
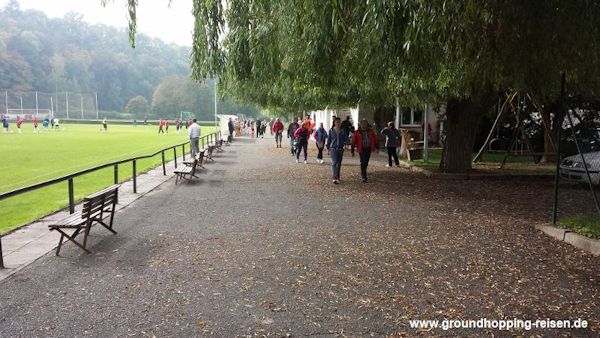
[116,1,600,172]
[124,95,149,114]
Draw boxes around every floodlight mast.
[214,79,218,129]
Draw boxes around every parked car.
[559,151,600,185]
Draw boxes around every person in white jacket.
[188,119,201,157]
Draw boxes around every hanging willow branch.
[100,0,139,48]
[190,0,225,81]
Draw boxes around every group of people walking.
[272,116,401,184]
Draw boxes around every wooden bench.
[183,149,205,169]
[174,157,199,184]
[48,184,120,256]
[205,145,216,161]
[215,139,224,151]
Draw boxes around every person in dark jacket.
[381,121,400,167]
[313,122,328,164]
[287,117,300,156]
[326,117,349,184]
[228,118,235,138]
[294,123,310,163]
[352,119,378,183]
[340,116,352,138]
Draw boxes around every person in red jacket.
[33,116,39,134]
[352,119,378,182]
[294,123,310,163]
[272,118,284,148]
[16,116,24,134]
[158,119,165,134]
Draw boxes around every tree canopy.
[117,0,600,172]
[124,95,149,114]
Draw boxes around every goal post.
[180,111,195,121]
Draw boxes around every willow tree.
[113,0,600,173]
[369,1,600,172]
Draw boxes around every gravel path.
[0,136,598,337]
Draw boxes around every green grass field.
[0,123,217,234]
[408,148,555,174]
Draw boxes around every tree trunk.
[539,103,558,163]
[440,92,494,173]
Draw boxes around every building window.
[401,107,424,126]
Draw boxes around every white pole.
[214,79,217,129]
[395,97,400,129]
[80,94,83,119]
[4,91,7,114]
[66,92,69,119]
[35,91,39,116]
[20,96,23,111]
[423,103,429,162]
[95,92,99,120]
[50,96,54,117]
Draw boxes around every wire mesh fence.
[1,90,98,120]
[553,88,600,236]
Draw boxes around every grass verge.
[558,215,600,239]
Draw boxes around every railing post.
[182,144,186,160]
[201,136,205,149]
[113,164,118,184]
[173,147,177,168]
[161,151,166,176]
[132,160,137,193]
[0,235,4,269]
[68,178,75,214]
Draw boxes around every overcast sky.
[0,0,194,46]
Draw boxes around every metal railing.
[0,131,222,268]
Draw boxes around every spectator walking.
[272,118,284,148]
[352,119,378,183]
[256,119,262,137]
[341,116,352,139]
[303,116,314,136]
[287,117,300,156]
[314,122,327,164]
[188,118,201,157]
[294,122,310,164]
[326,117,348,184]
[260,120,267,138]
[381,121,401,167]
[228,118,235,141]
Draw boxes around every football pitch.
[0,123,217,234]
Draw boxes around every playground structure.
[473,91,557,168]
